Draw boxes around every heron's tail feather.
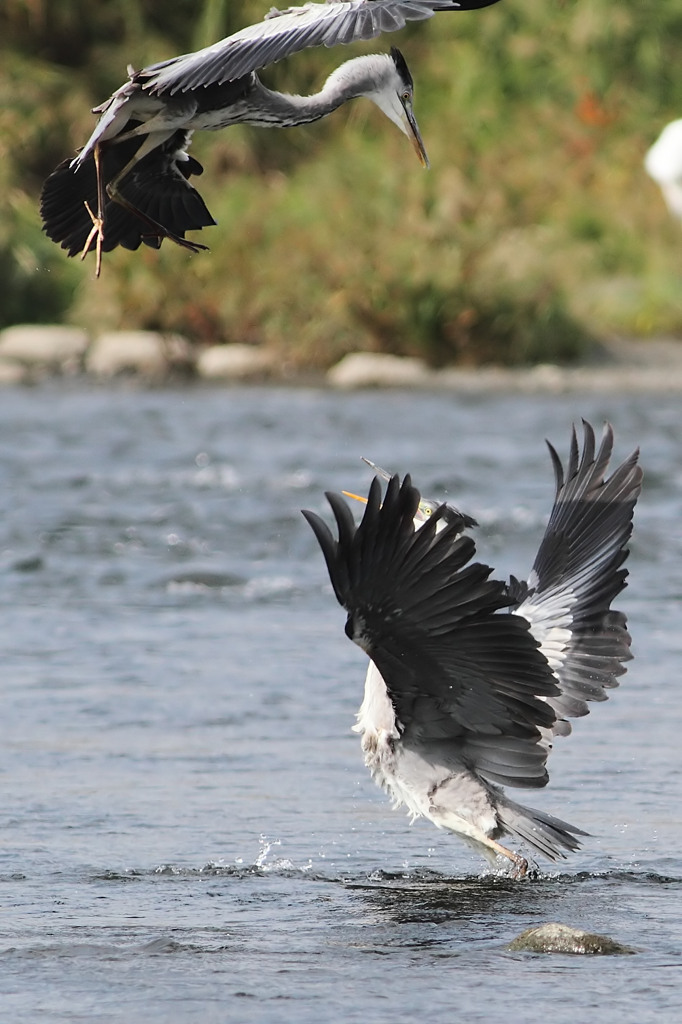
[497,795,587,861]
[40,130,215,257]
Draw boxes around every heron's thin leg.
[80,131,209,271]
[478,836,529,879]
[103,133,209,255]
[80,143,106,277]
[106,181,209,254]
[492,841,529,879]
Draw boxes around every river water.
[1,382,680,1022]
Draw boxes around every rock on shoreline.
[2,324,682,391]
[0,326,273,383]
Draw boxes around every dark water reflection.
[0,383,681,1022]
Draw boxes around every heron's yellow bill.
[342,490,368,505]
[401,107,429,169]
[409,123,429,169]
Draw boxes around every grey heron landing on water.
[40,0,501,276]
[302,422,642,876]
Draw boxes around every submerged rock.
[508,922,636,955]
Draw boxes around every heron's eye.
[402,91,411,103]
[423,507,432,516]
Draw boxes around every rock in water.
[508,922,635,955]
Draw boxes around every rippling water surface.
[1,383,680,1022]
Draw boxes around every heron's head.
[415,499,478,533]
[344,459,478,534]
[370,48,429,168]
[329,48,428,168]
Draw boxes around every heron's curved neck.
[250,58,380,128]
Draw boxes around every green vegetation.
[2,0,682,367]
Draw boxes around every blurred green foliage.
[2,0,682,365]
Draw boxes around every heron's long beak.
[344,459,397,505]
[343,458,397,504]
[401,103,429,169]
[361,458,392,481]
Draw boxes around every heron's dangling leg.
[81,131,209,274]
[105,179,210,256]
[80,143,107,277]
[104,131,209,256]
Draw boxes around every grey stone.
[508,922,636,955]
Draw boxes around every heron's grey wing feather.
[303,474,561,789]
[138,1,497,94]
[516,421,642,733]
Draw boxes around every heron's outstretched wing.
[139,0,501,95]
[303,474,561,785]
[514,421,642,735]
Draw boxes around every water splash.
[254,835,296,872]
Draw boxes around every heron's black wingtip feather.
[302,507,347,608]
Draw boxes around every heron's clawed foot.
[139,229,210,255]
[486,838,529,879]
[81,201,105,278]
[105,182,210,257]
[508,853,529,880]
[160,231,210,255]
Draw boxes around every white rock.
[196,344,274,381]
[327,352,433,389]
[86,330,189,377]
[0,325,89,369]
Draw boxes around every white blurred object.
[645,119,682,218]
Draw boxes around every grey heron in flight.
[302,422,642,876]
[645,119,682,220]
[40,0,501,276]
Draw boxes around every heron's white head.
[327,48,429,168]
